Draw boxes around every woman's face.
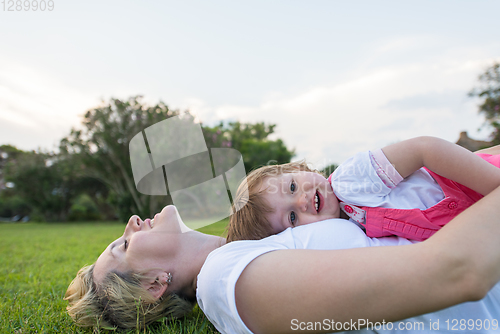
[93,205,184,287]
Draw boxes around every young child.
[227,136,500,242]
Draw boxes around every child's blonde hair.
[226,160,320,242]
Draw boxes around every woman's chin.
[160,205,192,233]
[161,205,178,215]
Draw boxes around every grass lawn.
[0,219,228,333]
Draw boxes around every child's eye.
[290,180,296,193]
[124,239,129,250]
[290,211,296,226]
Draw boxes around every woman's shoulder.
[198,219,370,286]
[196,236,291,334]
[198,235,292,284]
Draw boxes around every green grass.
[0,220,228,333]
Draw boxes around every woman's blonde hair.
[226,160,320,242]
[64,264,194,329]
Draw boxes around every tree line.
[0,97,294,222]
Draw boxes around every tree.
[0,145,24,193]
[202,121,295,172]
[59,96,180,221]
[59,96,295,222]
[1,144,110,221]
[3,150,70,221]
[469,62,500,144]
[320,163,338,177]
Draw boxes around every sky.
[1,0,499,168]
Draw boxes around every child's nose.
[296,193,308,212]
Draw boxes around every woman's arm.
[381,136,500,196]
[235,186,500,334]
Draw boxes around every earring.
[166,273,172,284]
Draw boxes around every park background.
[1,1,500,333]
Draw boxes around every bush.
[0,195,31,218]
[29,208,45,222]
[68,194,101,221]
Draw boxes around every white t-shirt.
[196,220,500,334]
[332,150,445,209]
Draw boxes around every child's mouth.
[315,191,320,213]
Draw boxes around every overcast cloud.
[1,1,499,168]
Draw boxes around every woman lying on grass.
[66,145,500,334]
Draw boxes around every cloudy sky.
[1,0,499,168]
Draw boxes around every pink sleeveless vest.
[359,168,482,241]
[337,153,499,242]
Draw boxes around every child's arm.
[475,144,500,155]
[382,136,500,196]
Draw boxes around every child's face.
[260,171,340,234]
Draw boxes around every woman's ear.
[146,273,170,300]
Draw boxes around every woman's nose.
[126,215,142,232]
